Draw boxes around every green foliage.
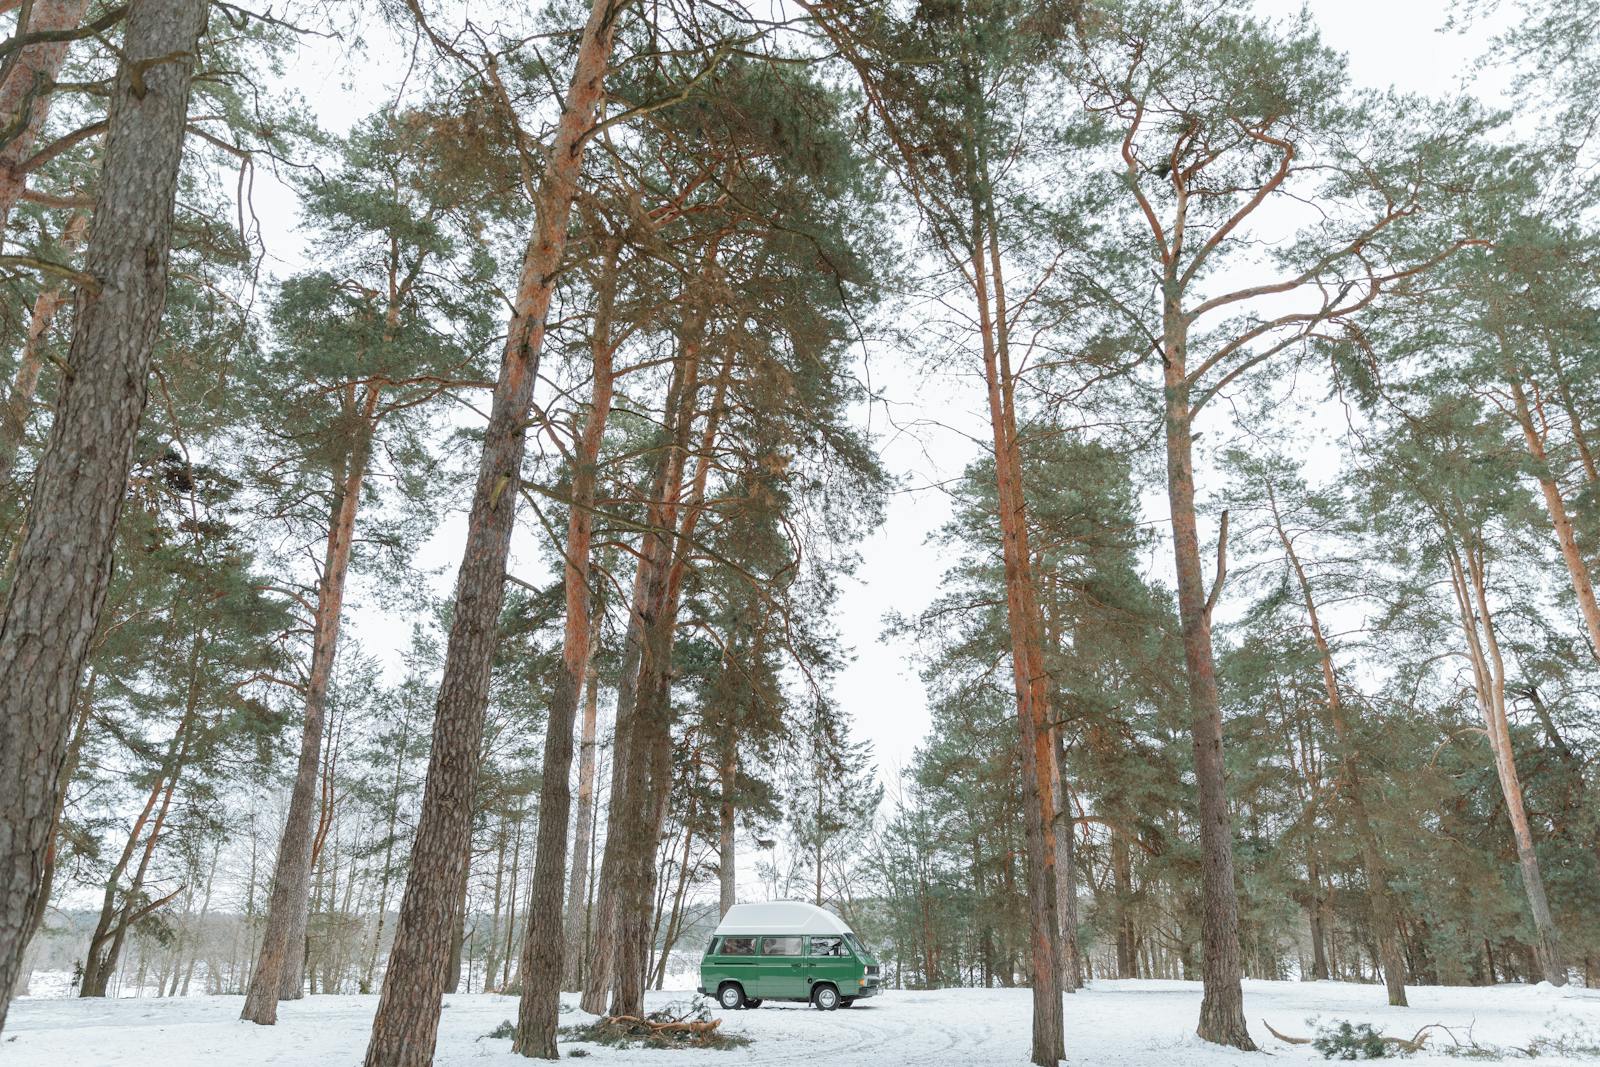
[1314,1021,1392,1060]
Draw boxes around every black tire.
[812,984,840,1011]
[744,998,763,1008]
[839,997,855,1008]
[718,982,746,1010]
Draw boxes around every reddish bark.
[0,211,87,484]
[513,247,619,1058]
[0,0,93,233]
[973,228,1064,1062]
[1444,539,1564,985]
[360,2,625,1062]
[1506,377,1600,659]
[243,393,376,1024]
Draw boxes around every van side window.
[760,936,802,956]
[808,935,847,957]
[719,937,755,956]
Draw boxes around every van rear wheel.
[812,984,839,1011]
[717,983,745,1010]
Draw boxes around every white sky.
[257,0,1506,799]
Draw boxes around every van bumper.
[852,983,881,999]
[696,985,707,995]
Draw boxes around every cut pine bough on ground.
[559,996,749,1051]
[6,979,1600,1066]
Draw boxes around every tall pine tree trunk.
[360,3,624,1061]
[1160,305,1253,1050]
[0,0,206,1031]
[244,407,375,1024]
[1444,541,1565,985]
[1052,731,1081,992]
[561,660,600,989]
[973,211,1064,1063]
[583,289,713,1018]
[513,248,619,1058]
[1507,376,1600,659]
[717,735,736,917]
[607,341,726,1019]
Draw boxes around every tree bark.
[360,2,623,1062]
[444,855,469,995]
[244,406,374,1023]
[1112,832,1136,979]
[513,246,618,1058]
[561,659,600,989]
[1507,377,1600,660]
[0,0,93,233]
[0,210,87,485]
[582,283,714,1018]
[1444,539,1565,986]
[1160,304,1254,1050]
[1051,729,1080,992]
[973,210,1063,1062]
[717,732,736,917]
[0,0,206,1029]
[606,329,728,1020]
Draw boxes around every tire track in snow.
[731,995,975,1066]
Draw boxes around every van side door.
[756,935,808,999]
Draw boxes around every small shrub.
[481,1019,516,1041]
[1314,1021,1390,1060]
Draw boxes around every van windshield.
[844,933,869,956]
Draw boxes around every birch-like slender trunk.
[0,0,207,1031]
[83,630,204,997]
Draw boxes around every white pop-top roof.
[712,901,852,937]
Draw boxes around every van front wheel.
[812,984,839,1011]
[839,997,855,1008]
[744,998,762,1008]
[718,983,746,1010]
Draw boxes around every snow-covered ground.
[6,979,1600,1065]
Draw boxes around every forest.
[0,0,1598,1065]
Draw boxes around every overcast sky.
[255,0,1512,802]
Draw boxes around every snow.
[6,978,1600,1065]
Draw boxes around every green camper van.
[698,901,881,1011]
